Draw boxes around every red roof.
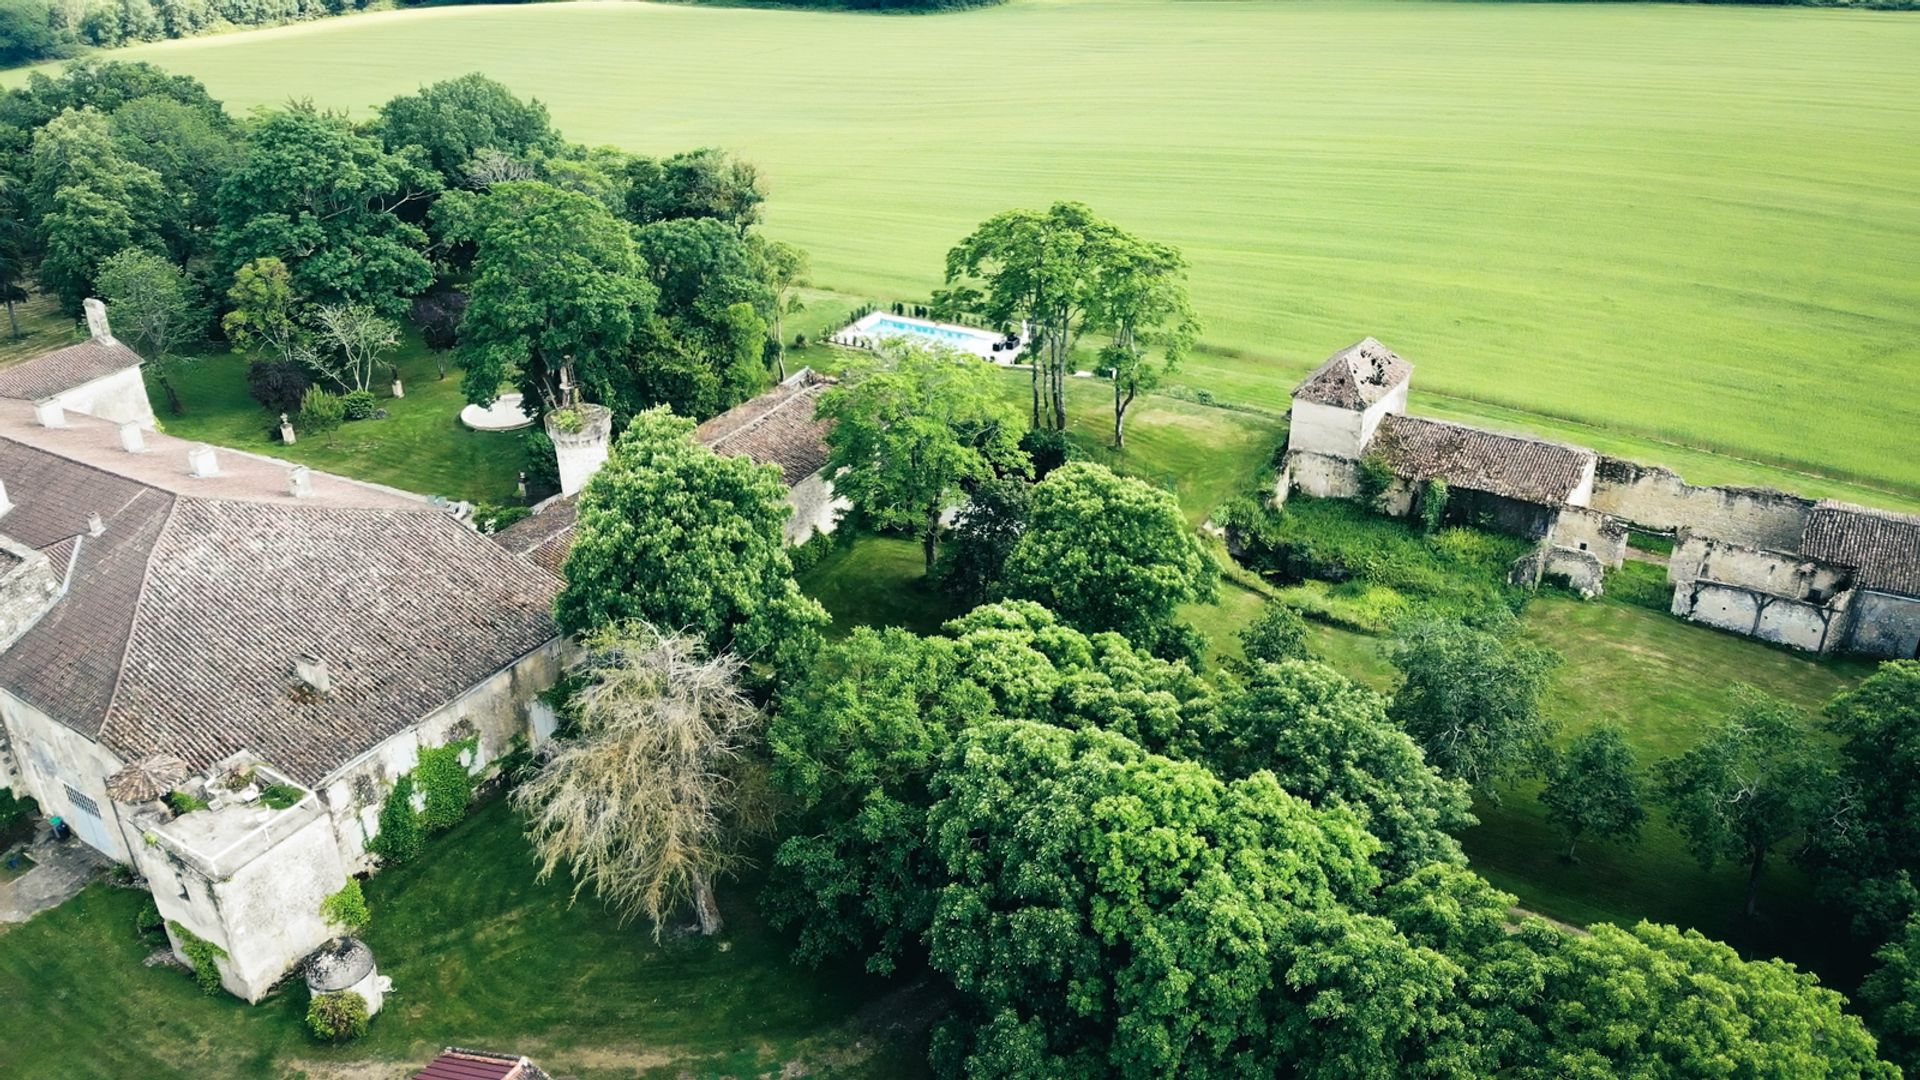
[414,1049,548,1080]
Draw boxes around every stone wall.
[0,689,130,860]
[1550,506,1627,568]
[1671,580,1841,652]
[320,637,569,873]
[1589,457,1813,549]
[1668,536,1850,602]
[1283,451,1361,501]
[1287,398,1367,460]
[1845,591,1920,659]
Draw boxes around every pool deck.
[833,312,1027,364]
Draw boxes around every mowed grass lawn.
[0,800,925,1080]
[19,0,1920,499]
[156,337,528,505]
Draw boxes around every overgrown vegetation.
[304,989,368,1043]
[167,920,227,994]
[319,878,369,932]
[1219,494,1530,629]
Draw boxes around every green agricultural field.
[13,0,1919,502]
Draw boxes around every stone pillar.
[547,404,614,498]
[390,379,405,399]
[187,444,219,479]
[83,298,111,341]
[33,400,64,429]
[118,422,146,454]
[288,465,312,499]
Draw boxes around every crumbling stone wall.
[1282,451,1361,502]
[1590,457,1813,549]
[1550,506,1627,568]
[1671,580,1841,652]
[1845,592,1920,659]
[1667,535,1850,602]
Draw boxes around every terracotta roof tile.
[1373,414,1595,506]
[1291,338,1412,410]
[415,1048,550,1080]
[1802,501,1920,598]
[0,337,143,402]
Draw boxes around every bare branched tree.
[513,624,763,939]
[302,303,400,393]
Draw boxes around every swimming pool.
[840,311,1024,363]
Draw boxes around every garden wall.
[1590,457,1813,549]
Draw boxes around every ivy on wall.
[167,920,228,995]
[367,736,480,866]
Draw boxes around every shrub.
[471,504,531,534]
[368,775,423,865]
[166,790,209,815]
[1356,454,1397,513]
[341,389,378,421]
[246,358,312,415]
[320,878,369,932]
[259,782,304,810]
[306,990,369,1043]
[1019,427,1071,480]
[298,387,346,440]
[787,528,836,575]
[1607,560,1675,613]
[168,921,228,994]
[1238,602,1312,664]
[523,429,560,496]
[134,900,165,945]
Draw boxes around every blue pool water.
[870,317,994,344]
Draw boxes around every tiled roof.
[1802,501,1920,598]
[0,435,563,785]
[693,371,833,486]
[415,1048,551,1080]
[1373,414,1595,507]
[492,373,834,571]
[1291,338,1412,410]
[0,337,143,402]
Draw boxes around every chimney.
[288,465,312,498]
[118,422,146,454]
[33,400,65,429]
[0,478,11,518]
[82,298,111,341]
[187,444,219,478]
[87,512,105,537]
[294,652,331,695]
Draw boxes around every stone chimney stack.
[288,465,312,498]
[83,298,111,341]
[294,652,331,694]
[187,444,219,479]
[33,400,65,429]
[87,512,105,538]
[118,422,146,454]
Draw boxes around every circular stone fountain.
[459,392,534,432]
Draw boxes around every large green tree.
[1655,687,1832,918]
[554,407,826,674]
[1210,658,1475,877]
[374,73,559,185]
[95,246,199,412]
[817,343,1026,570]
[945,200,1115,431]
[106,93,240,265]
[214,104,438,318]
[1540,725,1646,861]
[1817,660,1920,936]
[930,476,1030,608]
[1088,230,1197,448]
[1860,915,1920,1076]
[435,180,655,414]
[1001,461,1217,648]
[632,216,772,417]
[1386,615,1560,797]
[623,147,764,236]
[28,106,162,310]
[1533,922,1894,1079]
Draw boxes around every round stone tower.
[547,403,613,497]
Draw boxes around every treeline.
[0,62,813,480]
[0,0,1001,70]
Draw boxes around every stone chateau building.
[0,303,840,1000]
[1280,338,1920,659]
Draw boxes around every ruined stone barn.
[1276,336,1917,654]
[0,307,570,1001]
[1669,501,1920,658]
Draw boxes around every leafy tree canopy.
[1540,724,1646,861]
[215,103,438,318]
[623,146,764,235]
[1819,660,1920,935]
[436,180,654,413]
[375,73,560,184]
[1387,614,1560,797]
[931,475,1031,608]
[1002,461,1218,649]
[554,407,826,673]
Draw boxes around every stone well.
[304,935,387,1016]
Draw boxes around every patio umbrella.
[105,754,190,804]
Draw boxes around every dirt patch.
[285,1060,414,1080]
